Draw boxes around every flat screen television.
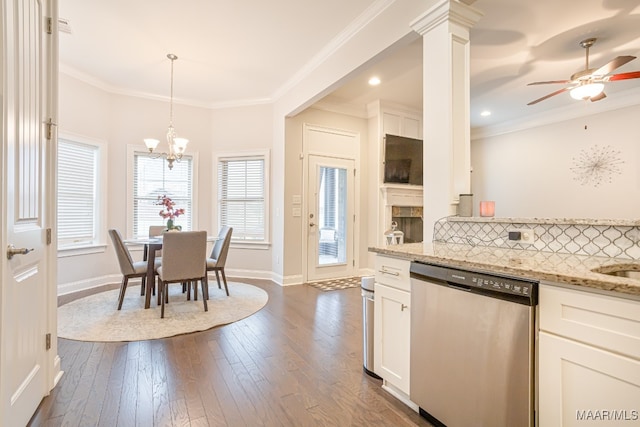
[383,134,423,185]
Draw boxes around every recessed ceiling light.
[368,77,381,86]
[480,110,491,117]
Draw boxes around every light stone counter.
[370,242,640,300]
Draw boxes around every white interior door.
[306,155,355,281]
[1,0,55,425]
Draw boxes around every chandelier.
[144,53,188,170]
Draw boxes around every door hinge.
[353,168,356,177]
[45,333,51,350]
[352,260,355,266]
[46,17,53,34]
[46,228,52,245]
[45,118,57,140]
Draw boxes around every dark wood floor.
[29,279,431,426]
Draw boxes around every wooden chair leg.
[193,280,198,301]
[117,277,129,310]
[186,281,191,301]
[221,268,229,296]
[140,276,146,296]
[160,281,166,318]
[214,270,222,289]
[201,277,208,312]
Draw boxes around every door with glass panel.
[307,155,355,281]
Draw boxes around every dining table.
[125,234,220,309]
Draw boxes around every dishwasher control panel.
[469,274,533,297]
[411,262,538,305]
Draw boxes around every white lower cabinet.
[374,255,411,400]
[374,282,410,394]
[539,284,640,426]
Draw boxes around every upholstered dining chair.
[206,226,233,296]
[156,231,209,318]
[109,229,150,310]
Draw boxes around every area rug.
[58,282,268,342]
[306,276,362,291]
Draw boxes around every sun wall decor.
[570,145,624,187]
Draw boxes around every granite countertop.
[370,242,640,300]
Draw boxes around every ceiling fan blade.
[606,70,640,81]
[590,92,607,102]
[527,87,570,105]
[592,55,636,76]
[527,80,570,86]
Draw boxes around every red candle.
[479,201,495,217]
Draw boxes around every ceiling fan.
[527,37,640,105]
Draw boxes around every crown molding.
[60,64,272,110]
[271,0,395,102]
[471,86,640,140]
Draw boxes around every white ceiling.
[59,0,640,130]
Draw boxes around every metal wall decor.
[570,144,624,187]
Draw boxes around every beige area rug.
[306,276,362,291]
[58,282,268,342]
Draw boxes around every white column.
[411,0,482,242]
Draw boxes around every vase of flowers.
[156,194,185,231]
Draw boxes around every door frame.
[301,124,360,283]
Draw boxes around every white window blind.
[57,139,99,247]
[133,153,193,238]
[218,156,265,241]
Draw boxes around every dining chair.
[206,226,233,296]
[156,230,208,318]
[109,229,150,310]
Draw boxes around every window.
[57,136,105,250]
[217,151,269,245]
[132,152,193,238]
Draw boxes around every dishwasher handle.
[446,282,471,292]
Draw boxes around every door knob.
[7,245,34,260]
[309,222,316,227]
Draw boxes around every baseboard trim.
[58,269,286,295]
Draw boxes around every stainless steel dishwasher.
[410,262,538,427]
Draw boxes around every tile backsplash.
[433,217,640,260]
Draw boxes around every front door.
[1,0,56,425]
[306,155,355,281]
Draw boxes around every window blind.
[133,153,193,238]
[218,157,265,241]
[57,139,98,246]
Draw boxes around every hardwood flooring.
[29,279,431,426]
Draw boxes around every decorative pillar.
[411,0,482,242]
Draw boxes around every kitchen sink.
[592,264,640,280]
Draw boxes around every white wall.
[471,104,640,219]
[57,75,274,293]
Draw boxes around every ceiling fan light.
[570,83,604,100]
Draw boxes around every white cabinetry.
[374,255,412,403]
[382,110,422,140]
[539,284,640,426]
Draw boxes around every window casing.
[216,150,270,246]
[131,151,194,238]
[57,136,105,252]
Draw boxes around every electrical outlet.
[508,228,535,244]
